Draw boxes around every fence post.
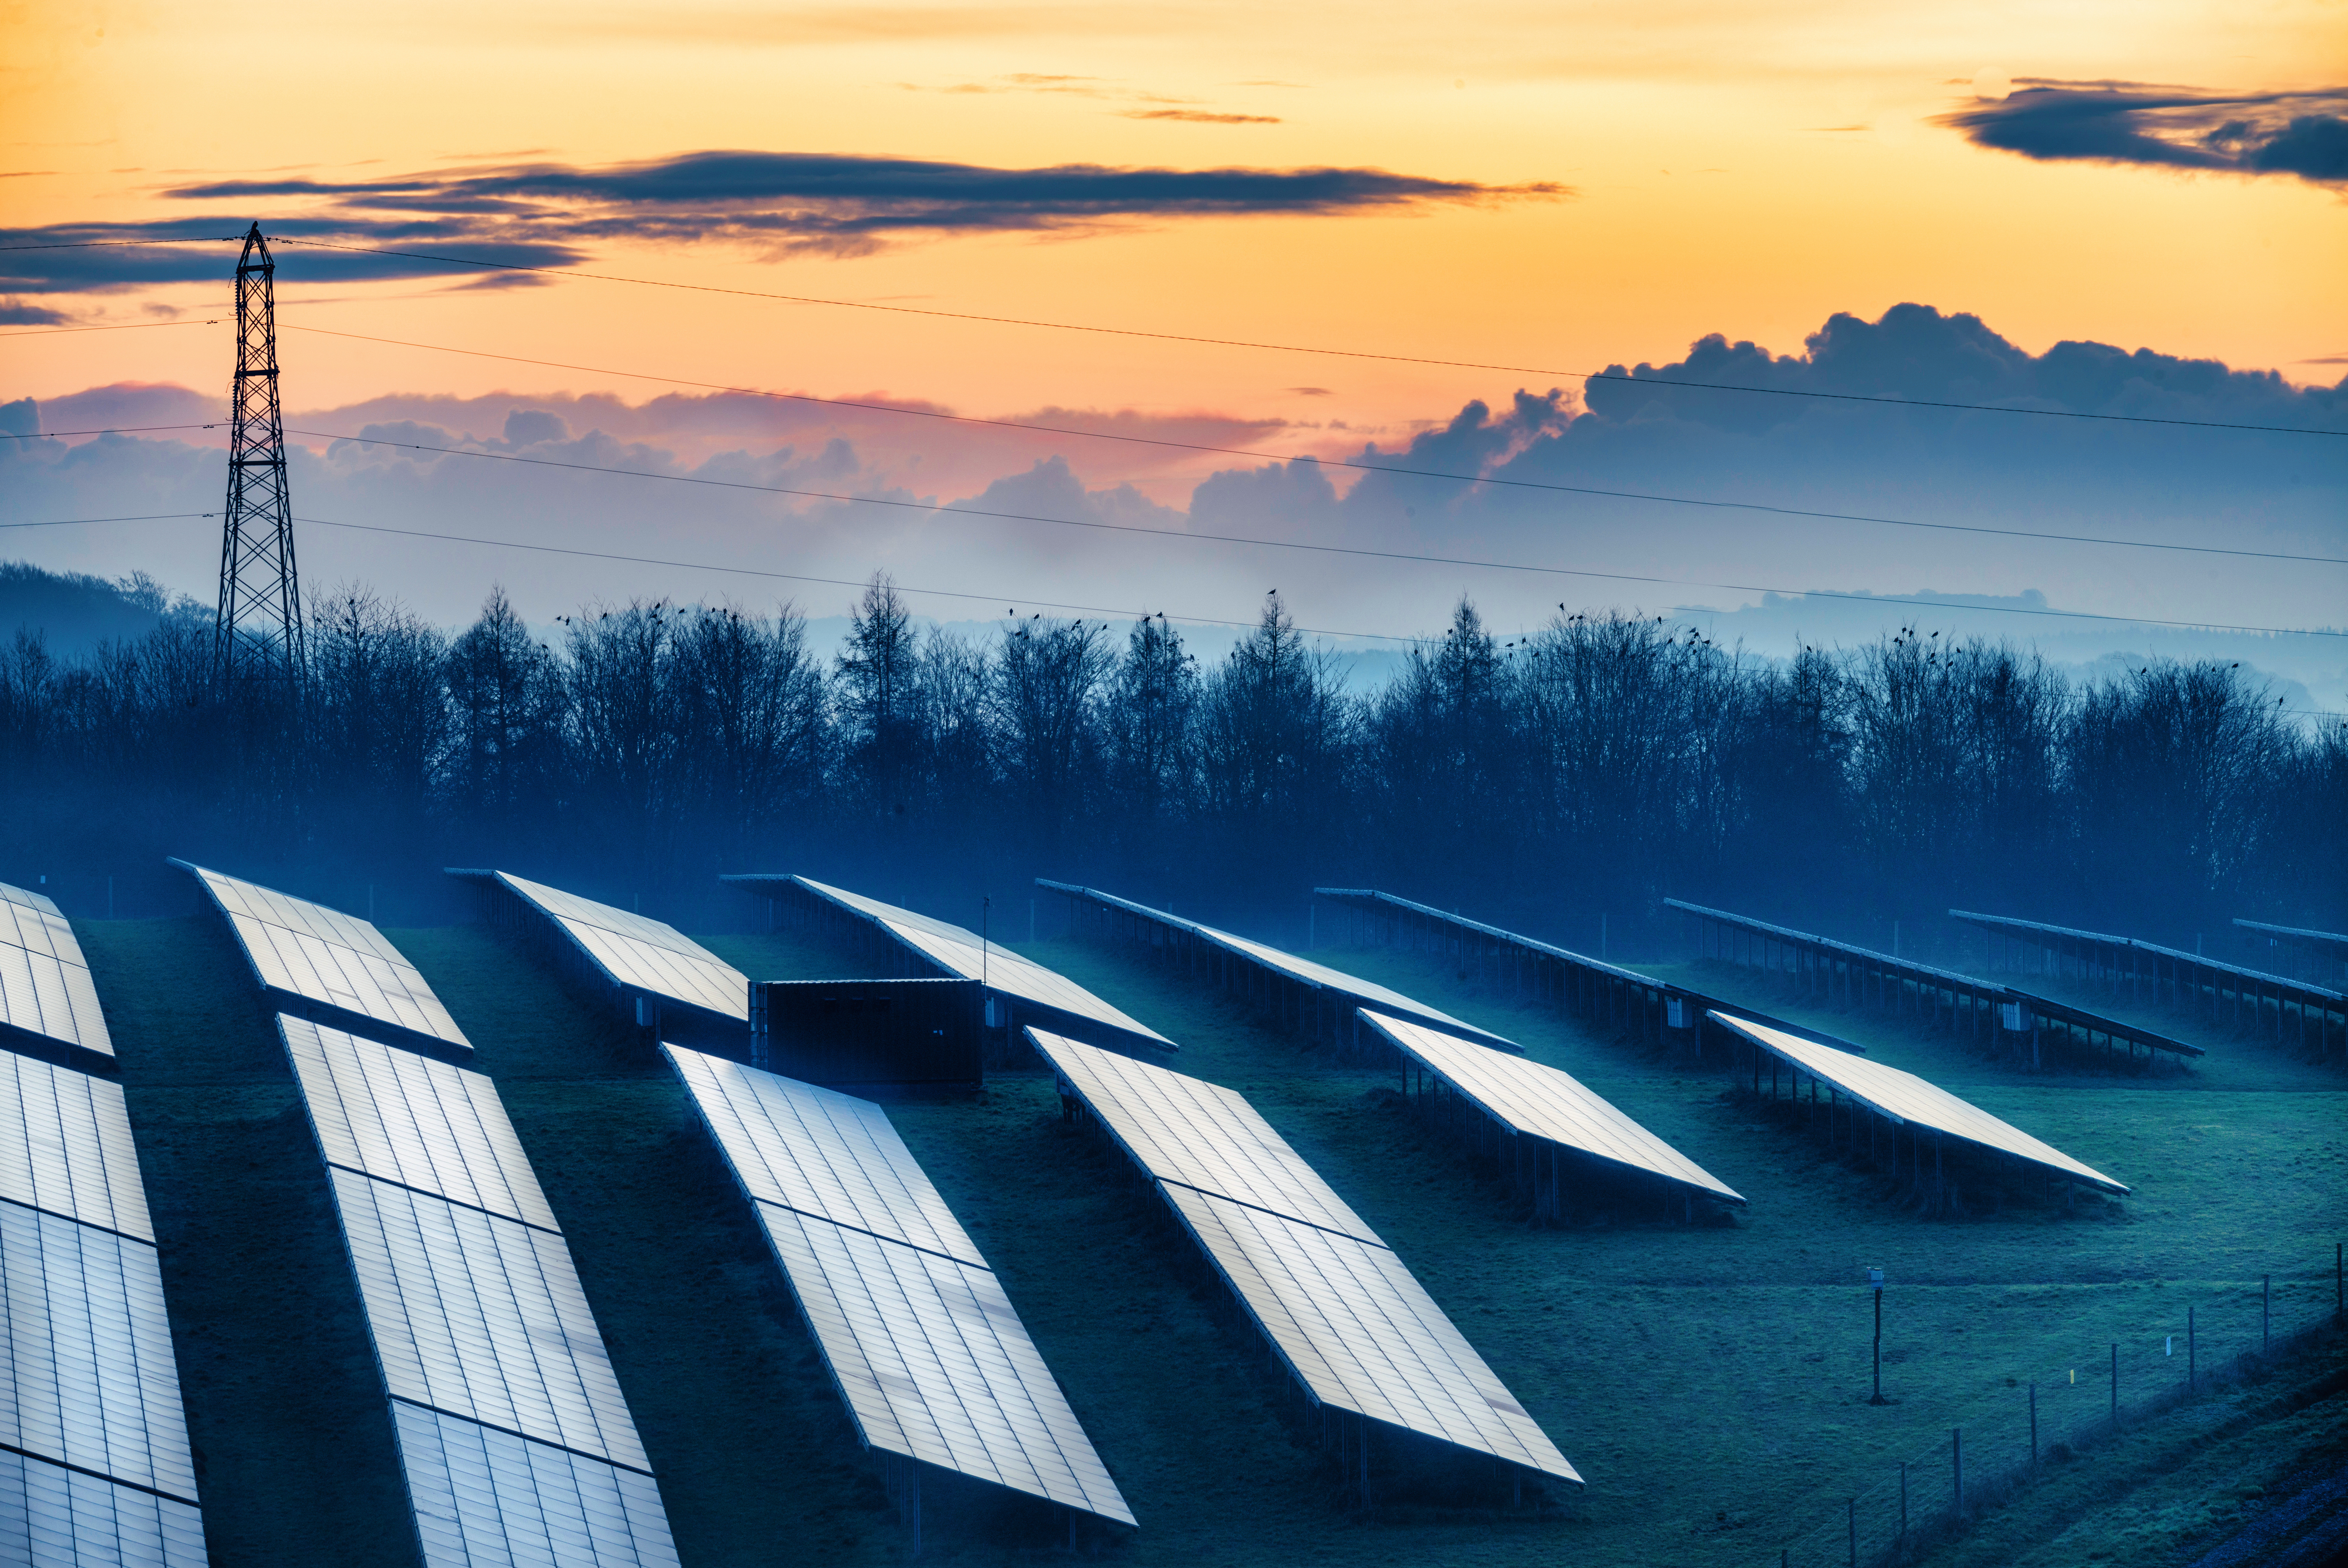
[1953,1428,1963,1519]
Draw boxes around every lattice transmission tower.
[214,222,305,692]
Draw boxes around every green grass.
[76,911,2348,1566]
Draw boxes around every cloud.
[1121,110,1281,125]
[0,299,70,325]
[0,150,1558,291]
[1940,84,2348,185]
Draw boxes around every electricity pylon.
[215,222,305,693]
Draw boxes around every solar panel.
[330,1169,650,1472]
[392,1400,680,1568]
[665,1045,982,1266]
[1709,1012,2131,1193]
[492,874,748,1022]
[0,882,110,1058]
[173,861,470,1051]
[0,1448,207,1568]
[1038,882,1516,1050]
[0,1201,197,1503]
[1357,1010,1746,1206]
[1028,1030,1381,1245]
[284,1017,559,1232]
[757,1204,1135,1525]
[783,878,1174,1051]
[0,1052,153,1241]
[1160,1185,1580,1484]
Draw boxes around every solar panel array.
[0,881,205,1565]
[1708,1012,2131,1194]
[766,876,1174,1052]
[0,882,109,1058]
[1029,1028,1580,1486]
[173,860,470,1051]
[276,1017,678,1563]
[490,873,749,1022]
[665,1043,1135,1526]
[1038,881,1518,1051]
[1358,1010,1747,1206]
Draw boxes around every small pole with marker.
[1869,1266,1887,1404]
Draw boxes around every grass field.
[77,907,2348,1566]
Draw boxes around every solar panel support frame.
[751,977,983,1093]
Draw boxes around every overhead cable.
[279,323,2348,569]
[261,236,2343,439]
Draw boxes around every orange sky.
[6,0,2343,439]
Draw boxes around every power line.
[263,237,2344,440]
[0,511,212,530]
[281,323,2348,569]
[20,507,2348,657]
[0,320,221,338]
[0,423,217,439]
[0,237,242,250]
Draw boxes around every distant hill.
[0,560,194,654]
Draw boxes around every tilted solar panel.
[330,1169,650,1472]
[0,1201,197,1503]
[0,882,110,1058]
[1160,1185,1581,1485]
[788,878,1174,1050]
[494,874,749,1021]
[0,1052,153,1241]
[174,861,470,1051]
[284,1017,559,1232]
[1042,883,1515,1050]
[0,1448,207,1568]
[1710,1013,2130,1193]
[392,1400,680,1568]
[1358,1010,1746,1206]
[1030,1030,1380,1244]
[666,1045,981,1266]
[758,1205,1135,1525]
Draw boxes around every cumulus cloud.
[1940,83,2348,185]
[0,299,70,325]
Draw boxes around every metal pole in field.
[1870,1268,1887,1404]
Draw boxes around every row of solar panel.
[0,880,205,1568]
[159,862,679,1565]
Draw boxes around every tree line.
[3,574,2340,954]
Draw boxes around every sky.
[3,0,2345,698]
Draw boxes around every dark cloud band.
[0,149,1560,293]
[1941,84,2348,185]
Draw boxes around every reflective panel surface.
[177,862,469,1050]
[0,1448,206,1568]
[495,874,748,1021]
[0,1053,153,1241]
[1030,1030,1379,1244]
[393,1400,680,1568]
[1359,1011,1746,1205]
[791,878,1173,1050]
[331,1170,649,1471]
[0,882,110,1058]
[1710,1013,2131,1193]
[759,1204,1135,1525]
[665,1045,980,1265]
[0,1201,196,1502]
[1044,883,1514,1050]
[285,1018,558,1232]
[1161,1184,1581,1485]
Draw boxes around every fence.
[1771,1245,2348,1566]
